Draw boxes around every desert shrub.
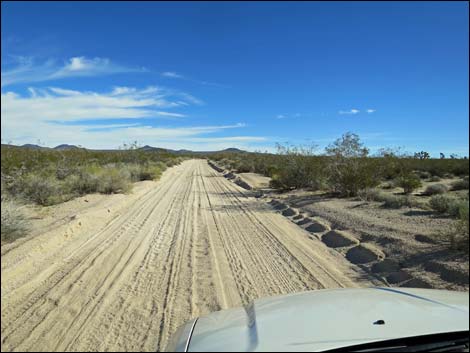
[417,171,431,179]
[165,157,186,167]
[377,194,421,209]
[19,174,63,205]
[125,162,166,182]
[429,194,454,214]
[358,188,385,202]
[429,195,468,218]
[66,172,100,195]
[428,175,441,182]
[1,198,28,242]
[451,203,469,252]
[381,194,406,209]
[381,182,394,190]
[98,167,132,194]
[451,176,469,191]
[448,199,469,218]
[396,173,422,194]
[424,183,448,196]
[325,133,381,197]
[269,144,327,191]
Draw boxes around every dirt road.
[1,160,377,352]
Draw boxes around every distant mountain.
[3,143,249,154]
[137,145,247,154]
[220,148,245,153]
[138,145,171,153]
[21,144,47,149]
[53,144,81,150]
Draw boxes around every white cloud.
[1,86,197,123]
[366,109,376,113]
[161,71,184,79]
[1,56,145,87]
[339,109,360,115]
[276,114,286,119]
[1,86,265,150]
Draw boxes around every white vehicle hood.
[188,287,469,352]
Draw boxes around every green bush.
[358,188,384,202]
[451,202,469,252]
[429,194,469,218]
[428,175,442,182]
[1,199,28,242]
[66,172,101,195]
[424,183,448,196]
[417,171,431,179]
[429,194,454,214]
[381,194,413,209]
[381,182,394,190]
[396,173,422,194]
[325,134,381,197]
[451,176,469,191]
[98,167,132,194]
[268,144,327,191]
[20,174,63,205]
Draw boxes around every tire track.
[1,160,376,352]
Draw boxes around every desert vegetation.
[210,133,469,251]
[1,143,187,242]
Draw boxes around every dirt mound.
[274,202,288,211]
[224,172,236,180]
[346,243,384,264]
[305,221,328,233]
[321,230,359,248]
[400,277,433,289]
[414,234,437,244]
[282,208,297,217]
[0,160,381,352]
[371,259,401,273]
[297,218,311,226]
[386,271,412,284]
[425,261,469,285]
[234,178,252,190]
[208,161,224,173]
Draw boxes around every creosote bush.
[1,145,186,206]
[396,173,422,194]
[451,176,469,191]
[1,198,28,242]
[429,194,469,218]
[424,183,448,196]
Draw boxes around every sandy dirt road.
[1,159,377,352]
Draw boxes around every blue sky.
[1,1,468,155]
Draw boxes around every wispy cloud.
[1,86,265,150]
[1,56,146,87]
[160,71,228,88]
[276,113,302,120]
[338,109,360,115]
[366,109,376,113]
[161,71,184,79]
[1,86,195,122]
